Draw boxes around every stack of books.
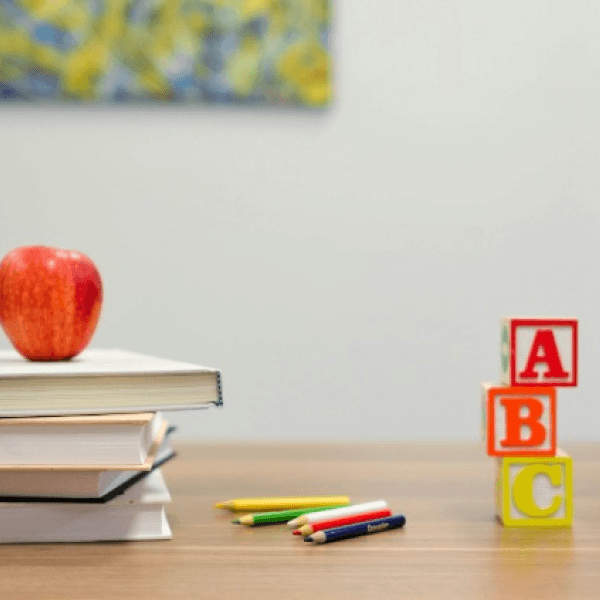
[0,348,222,543]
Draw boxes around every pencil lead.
[304,536,313,542]
[292,530,301,535]
[232,519,241,524]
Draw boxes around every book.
[0,412,168,469]
[0,468,172,543]
[0,428,176,500]
[0,348,222,416]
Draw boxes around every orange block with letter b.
[495,452,573,527]
[486,386,556,457]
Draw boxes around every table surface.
[1,441,599,600]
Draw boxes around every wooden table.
[0,442,599,599]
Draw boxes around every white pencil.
[287,500,388,529]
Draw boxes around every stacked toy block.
[482,318,578,527]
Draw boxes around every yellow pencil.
[214,496,350,512]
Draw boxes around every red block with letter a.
[486,386,556,457]
[501,318,578,387]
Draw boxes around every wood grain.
[0,442,599,600]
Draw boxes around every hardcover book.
[0,413,168,471]
[0,349,222,416]
[0,412,166,467]
[0,469,173,543]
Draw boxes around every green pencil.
[232,505,349,526]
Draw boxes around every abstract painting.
[0,0,332,106]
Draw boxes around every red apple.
[0,245,102,361]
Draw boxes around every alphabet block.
[486,385,556,456]
[480,382,492,441]
[495,451,573,527]
[500,317,578,387]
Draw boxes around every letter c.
[512,464,563,517]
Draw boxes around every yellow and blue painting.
[0,0,331,106]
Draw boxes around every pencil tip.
[232,519,240,524]
[214,502,225,509]
[292,530,301,535]
[304,536,313,542]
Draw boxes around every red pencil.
[293,508,393,536]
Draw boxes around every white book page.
[0,349,217,378]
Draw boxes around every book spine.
[216,371,223,406]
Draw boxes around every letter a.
[519,329,569,381]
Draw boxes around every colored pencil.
[304,514,406,544]
[287,500,388,529]
[232,505,349,525]
[214,496,350,512]
[293,508,392,535]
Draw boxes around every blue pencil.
[304,514,406,544]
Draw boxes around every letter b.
[486,387,556,457]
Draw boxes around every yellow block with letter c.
[496,452,573,527]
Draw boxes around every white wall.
[1,0,600,441]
